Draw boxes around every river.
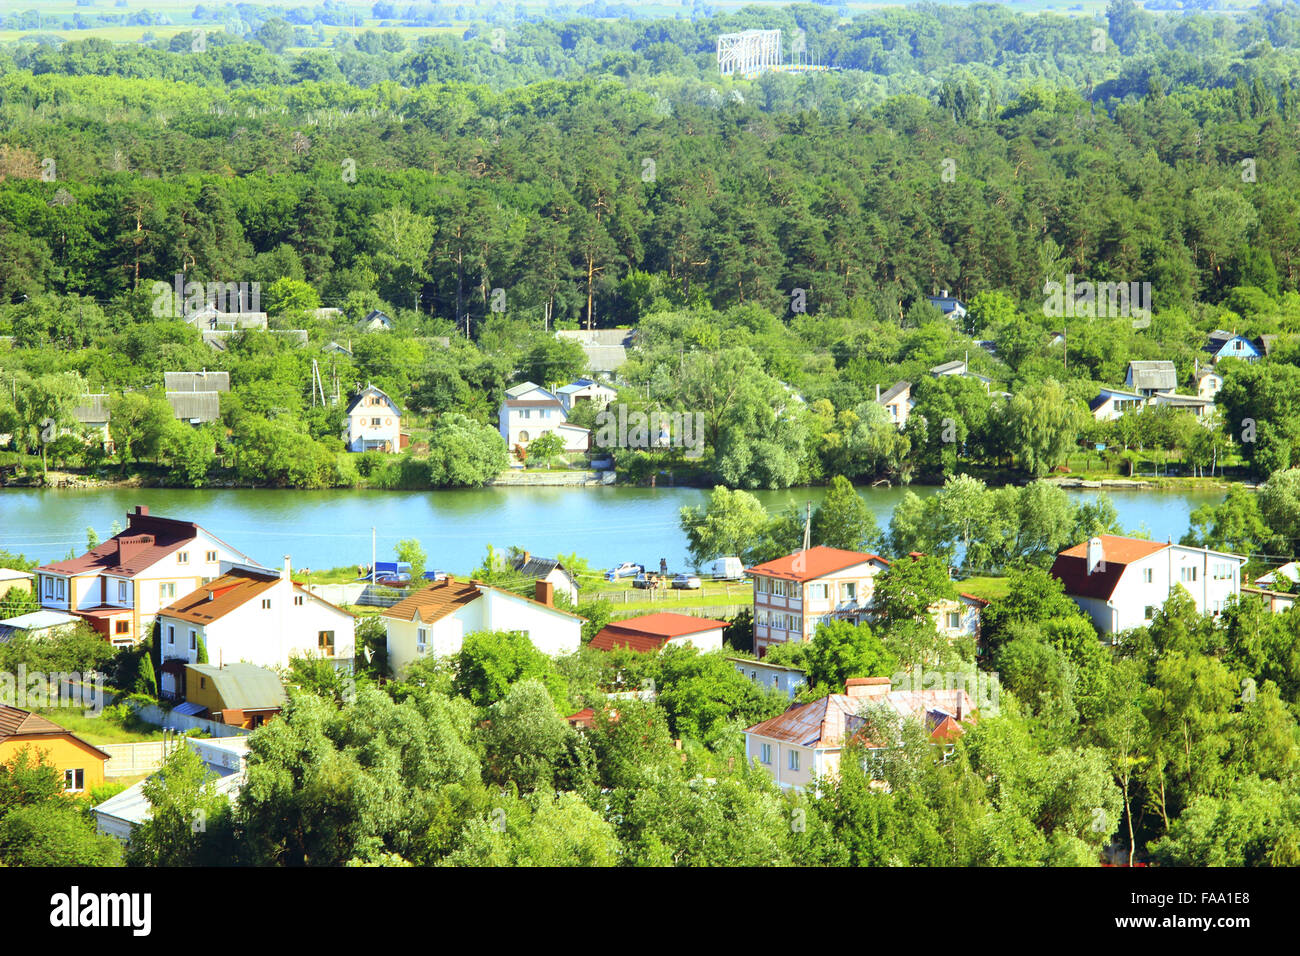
[0,484,1227,574]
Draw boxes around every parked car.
[632,572,659,589]
[671,574,702,590]
[607,562,645,580]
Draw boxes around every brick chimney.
[845,677,891,700]
[535,580,554,607]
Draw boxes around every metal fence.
[101,741,168,778]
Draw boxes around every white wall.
[1072,545,1242,634]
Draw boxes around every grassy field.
[958,576,1011,601]
[34,705,168,745]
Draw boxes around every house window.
[167,625,175,645]
[117,580,128,602]
[206,550,217,563]
[177,552,189,564]
[159,582,175,601]
[842,582,857,601]
[262,599,271,609]
[200,677,206,690]
[947,611,961,629]
[788,750,800,772]
[1180,567,1197,583]
[808,584,827,601]
[115,620,129,635]
[1143,606,1156,621]
[1142,568,1153,584]
[1213,563,1232,581]
[189,630,196,651]
[55,579,66,600]
[294,595,304,606]
[64,769,84,792]
[319,631,335,655]
[371,417,381,426]
[760,743,772,764]
[416,627,428,650]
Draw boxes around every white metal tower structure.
[717,30,782,78]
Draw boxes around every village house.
[1124,360,1178,399]
[1049,534,1246,637]
[180,662,286,729]
[743,678,975,792]
[729,657,808,700]
[556,377,619,414]
[0,568,33,602]
[154,557,355,698]
[383,577,582,677]
[0,705,110,795]
[345,383,404,453]
[71,394,113,452]
[507,550,579,604]
[164,371,230,393]
[360,309,394,331]
[748,546,984,657]
[33,506,259,647]
[1204,330,1262,365]
[749,546,891,655]
[0,609,83,643]
[875,381,913,427]
[925,290,967,321]
[1195,364,1223,401]
[588,612,728,653]
[1089,386,1146,422]
[498,382,591,453]
[555,328,635,375]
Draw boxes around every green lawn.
[958,576,1011,602]
[34,706,168,745]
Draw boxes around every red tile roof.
[746,546,890,583]
[1049,535,1170,601]
[380,577,483,623]
[36,508,248,579]
[588,612,728,653]
[158,568,281,624]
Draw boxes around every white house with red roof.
[154,556,356,697]
[1049,534,1246,637]
[743,677,975,791]
[34,506,259,648]
[588,612,727,653]
[382,577,582,677]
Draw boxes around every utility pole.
[371,527,376,590]
[802,501,811,551]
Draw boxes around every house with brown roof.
[34,506,260,648]
[743,678,975,792]
[589,612,727,653]
[0,705,111,795]
[155,556,355,698]
[1049,535,1246,637]
[382,577,582,677]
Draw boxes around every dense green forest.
[2,1,1300,491]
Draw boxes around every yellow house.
[0,569,33,602]
[0,706,109,795]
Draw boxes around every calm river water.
[0,484,1224,574]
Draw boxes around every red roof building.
[589,612,728,653]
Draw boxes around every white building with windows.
[345,383,403,453]
[1049,535,1245,637]
[497,382,590,453]
[155,557,355,697]
[33,506,258,647]
[382,577,581,677]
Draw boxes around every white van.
[710,556,745,581]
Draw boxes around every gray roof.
[930,360,966,376]
[186,308,268,330]
[877,381,911,405]
[73,394,110,424]
[556,330,635,373]
[508,552,577,587]
[165,371,230,393]
[1127,360,1177,392]
[187,662,286,711]
[166,391,221,423]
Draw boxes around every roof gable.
[747,546,890,583]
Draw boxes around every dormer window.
[177,552,189,565]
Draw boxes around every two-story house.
[556,378,618,414]
[743,677,975,792]
[498,382,591,453]
[382,577,582,677]
[154,556,356,698]
[1204,330,1263,365]
[345,383,403,453]
[875,381,913,428]
[34,506,258,647]
[1049,534,1246,637]
[748,546,892,656]
[1124,360,1177,399]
